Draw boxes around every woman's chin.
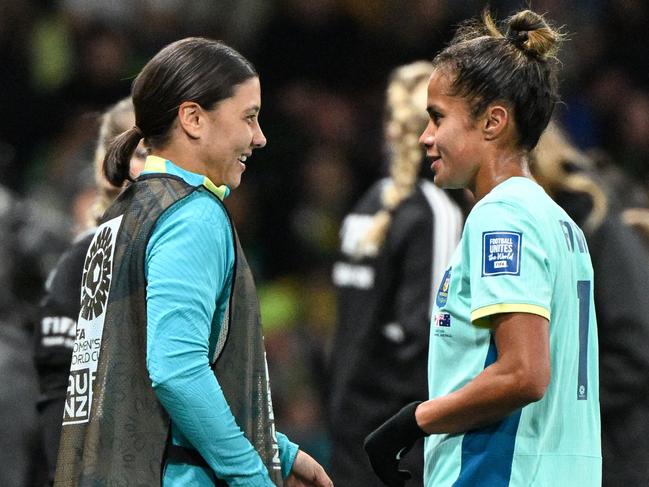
[227,176,242,189]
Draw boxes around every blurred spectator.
[253,0,364,93]
[532,122,649,486]
[33,98,145,485]
[290,144,356,270]
[260,271,334,467]
[0,183,71,487]
[327,61,463,486]
[0,0,37,190]
[616,89,649,184]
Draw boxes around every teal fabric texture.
[143,159,298,486]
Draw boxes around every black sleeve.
[33,233,94,394]
[375,196,433,399]
[590,216,649,412]
[33,232,94,482]
[386,201,434,365]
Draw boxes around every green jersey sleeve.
[465,200,552,326]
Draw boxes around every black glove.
[363,401,427,487]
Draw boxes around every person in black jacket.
[531,122,649,487]
[0,183,71,487]
[327,61,463,487]
[32,98,146,485]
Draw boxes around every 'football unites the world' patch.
[482,231,522,276]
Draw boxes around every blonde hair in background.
[622,207,649,246]
[89,98,136,226]
[531,121,608,234]
[355,61,434,258]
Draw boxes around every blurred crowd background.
[2,0,649,482]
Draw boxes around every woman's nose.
[419,124,435,147]
[253,124,267,149]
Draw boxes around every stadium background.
[1,0,648,473]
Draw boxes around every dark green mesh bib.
[55,175,283,486]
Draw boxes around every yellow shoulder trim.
[471,303,550,327]
[202,177,229,201]
[143,155,167,173]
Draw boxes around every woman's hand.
[286,450,333,487]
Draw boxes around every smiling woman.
[54,37,331,487]
[184,76,265,189]
[365,9,602,487]
[146,75,266,190]
[420,69,487,191]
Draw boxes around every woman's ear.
[482,103,510,141]
[177,101,202,139]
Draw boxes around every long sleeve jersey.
[143,157,297,486]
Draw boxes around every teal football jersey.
[425,177,601,486]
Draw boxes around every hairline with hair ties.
[431,8,563,150]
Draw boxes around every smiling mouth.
[429,156,441,176]
[237,154,251,171]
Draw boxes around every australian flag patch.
[482,231,522,276]
[435,313,451,327]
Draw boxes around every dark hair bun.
[506,10,562,59]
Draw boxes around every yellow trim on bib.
[143,155,167,173]
[471,303,550,327]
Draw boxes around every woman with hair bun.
[365,10,601,487]
[55,38,331,487]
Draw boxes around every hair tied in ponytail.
[506,28,529,47]
[132,125,143,138]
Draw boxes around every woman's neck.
[471,150,532,201]
[153,142,207,177]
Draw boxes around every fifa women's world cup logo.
[80,226,114,320]
[64,216,122,425]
